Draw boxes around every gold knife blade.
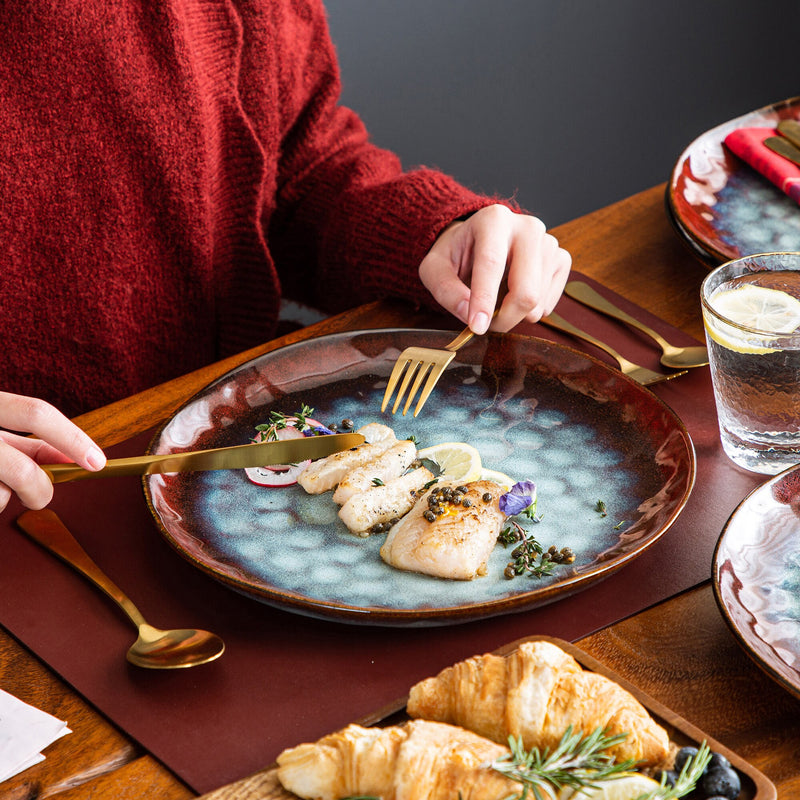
[41,432,365,484]
[764,135,800,169]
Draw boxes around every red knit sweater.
[0,1,499,417]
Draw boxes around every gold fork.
[540,312,687,386]
[381,324,478,417]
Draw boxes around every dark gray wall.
[326,0,799,227]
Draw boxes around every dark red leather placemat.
[0,276,763,794]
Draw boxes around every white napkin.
[0,689,70,782]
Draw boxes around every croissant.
[276,720,518,800]
[406,640,670,767]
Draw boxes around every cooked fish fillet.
[380,480,506,580]
[276,720,515,800]
[338,467,434,533]
[332,440,418,504]
[358,422,397,445]
[297,427,397,494]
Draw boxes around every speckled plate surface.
[713,464,800,700]
[667,96,800,265]
[144,329,695,626]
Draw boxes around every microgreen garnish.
[489,726,637,799]
[371,477,385,486]
[613,520,626,530]
[595,499,607,517]
[254,405,336,442]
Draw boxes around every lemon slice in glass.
[557,773,661,800]
[416,442,482,482]
[705,284,800,354]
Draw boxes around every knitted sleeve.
[264,1,517,314]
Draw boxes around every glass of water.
[701,251,800,475]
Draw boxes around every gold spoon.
[564,281,709,369]
[17,509,225,669]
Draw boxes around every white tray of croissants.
[203,636,774,800]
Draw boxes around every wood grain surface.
[2,184,797,799]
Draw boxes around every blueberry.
[701,765,741,800]
[654,769,678,788]
[674,745,699,773]
[709,751,731,771]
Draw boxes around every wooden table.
[2,183,799,799]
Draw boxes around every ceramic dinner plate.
[668,95,800,264]
[714,463,800,700]
[144,329,695,625]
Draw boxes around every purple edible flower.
[499,480,537,517]
[304,424,336,436]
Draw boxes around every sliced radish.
[245,462,310,487]
[246,416,323,487]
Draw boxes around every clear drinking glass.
[701,251,800,475]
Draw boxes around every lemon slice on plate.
[557,773,661,800]
[416,442,482,482]
[479,467,515,489]
[705,284,800,354]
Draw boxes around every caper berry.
[504,564,516,579]
[482,492,493,503]
[423,510,436,522]
[341,418,354,429]
[461,498,471,507]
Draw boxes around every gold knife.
[41,432,365,483]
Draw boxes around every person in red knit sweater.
[0,1,570,513]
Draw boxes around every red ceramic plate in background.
[714,463,800,701]
[668,96,800,264]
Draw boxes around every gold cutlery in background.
[17,509,225,669]
[764,135,800,168]
[540,313,687,386]
[764,118,800,167]
[564,281,709,369]
[42,432,365,483]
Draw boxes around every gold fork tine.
[389,357,422,414]
[382,356,413,412]
[400,361,435,415]
[411,357,455,415]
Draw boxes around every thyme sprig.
[490,726,636,800]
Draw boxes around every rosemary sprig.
[491,729,713,800]
[490,726,637,800]
[641,741,712,800]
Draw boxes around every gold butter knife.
[42,432,365,483]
